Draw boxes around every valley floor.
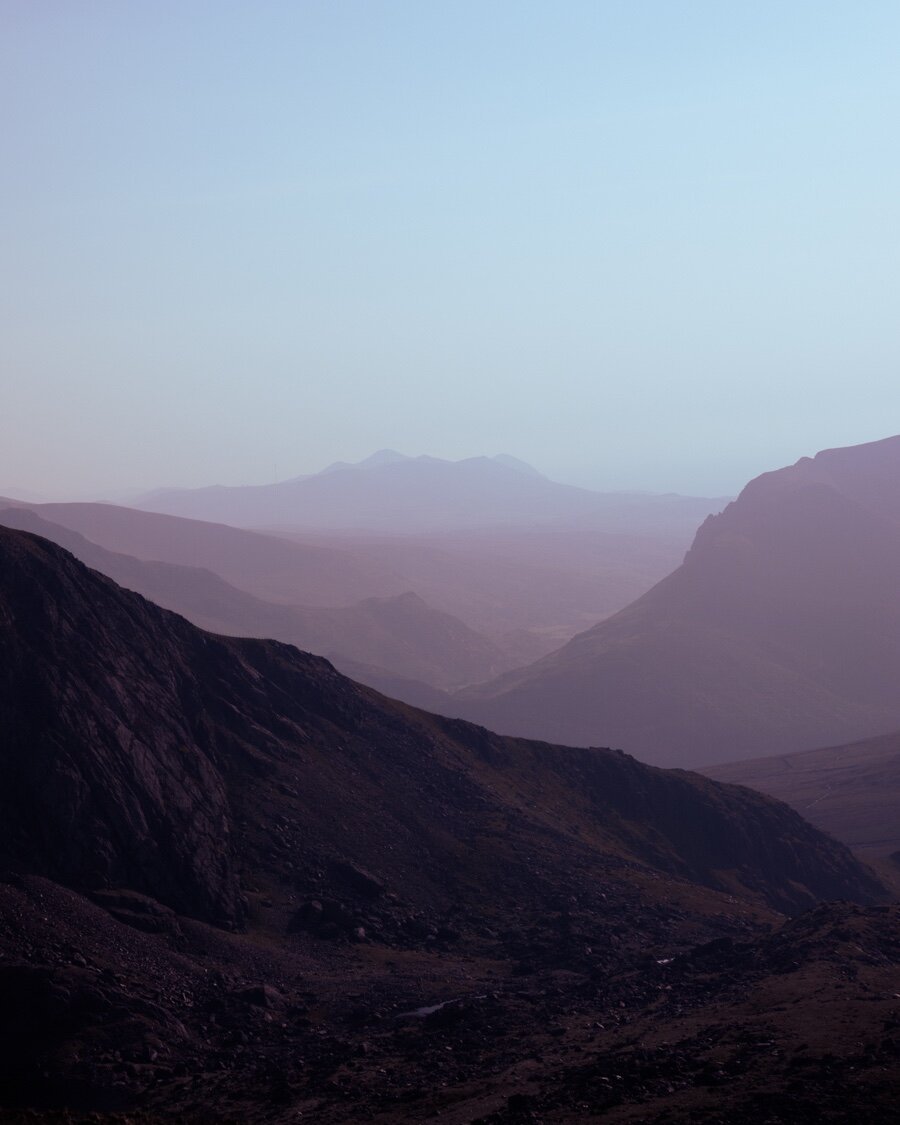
[2,876,899,1124]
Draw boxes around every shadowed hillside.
[0,525,895,1123]
[705,730,900,859]
[1,525,879,924]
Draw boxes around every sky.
[2,1,899,499]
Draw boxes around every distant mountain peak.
[132,449,721,533]
[315,451,544,479]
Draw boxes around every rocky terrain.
[0,525,897,1122]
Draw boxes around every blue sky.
[2,2,899,498]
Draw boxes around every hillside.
[457,435,900,766]
[705,730,900,859]
[0,525,894,1122]
[271,520,699,652]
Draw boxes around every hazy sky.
[3,2,899,499]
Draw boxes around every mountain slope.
[704,729,900,858]
[457,435,900,766]
[272,520,703,647]
[0,496,714,666]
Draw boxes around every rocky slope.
[456,435,900,766]
[0,525,894,1122]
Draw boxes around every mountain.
[2,524,878,921]
[0,525,892,1122]
[456,435,900,766]
[133,452,724,533]
[704,729,900,859]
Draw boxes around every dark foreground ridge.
[0,527,896,1122]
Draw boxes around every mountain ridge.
[0,524,884,926]
[131,452,724,532]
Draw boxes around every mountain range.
[134,450,725,534]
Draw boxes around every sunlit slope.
[458,436,900,766]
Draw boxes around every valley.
[3,438,900,1123]
[7,9,898,1119]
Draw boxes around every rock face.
[457,434,900,766]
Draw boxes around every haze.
[3,2,900,500]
